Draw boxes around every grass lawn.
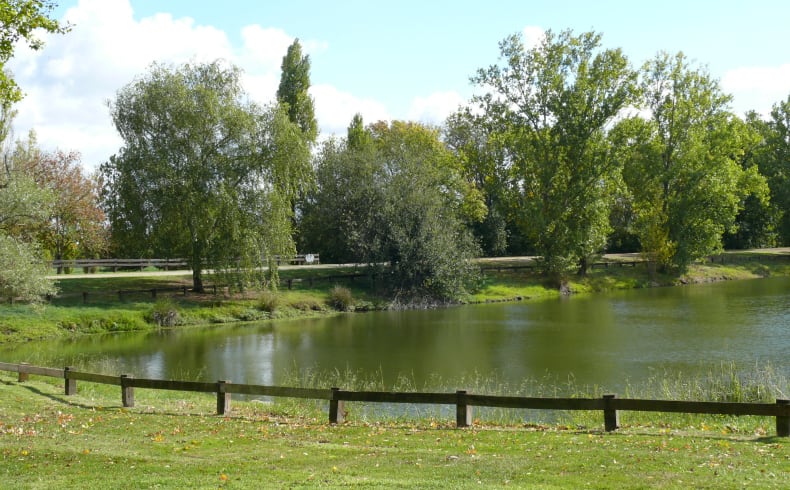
[1,374,789,489]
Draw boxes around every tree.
[472,30,637,281]
[102,61,311,291]
[300,118,483,301]
[755,96,790,245]
[11,132,107,265]
[723,112,780,249]
[0,137,56,302]
[0,0,69,104]
[367,121,483,301]
[276,38,318,144]
[0,0,68,302]
[613,52,769,271]
[299,115,377,264]
[444,108,512,256]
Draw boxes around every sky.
[7,0,790,170]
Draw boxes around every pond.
[2,276,789,393]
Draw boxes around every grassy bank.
[1,251,790,344]
[1,372,788,489]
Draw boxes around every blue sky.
[10,0,790,169]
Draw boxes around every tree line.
[1,3,789,303]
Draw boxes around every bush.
[146,299,181,327]
[328,285,353,311]
[258,290,280,313]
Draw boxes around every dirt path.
[50,248,790,280]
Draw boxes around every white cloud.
[407,91,466,125]
[522,25,546,49]
[721,64,790,116]
[311,84,390,135]
[5,0,330,169]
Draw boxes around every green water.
[3,277,789,391]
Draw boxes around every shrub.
[258,290,280,313]
[146,299,181,327]
[328,285,353,311]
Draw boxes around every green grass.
[1,373,789,489]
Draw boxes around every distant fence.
[55,272,370,304]
[480,253,790,273]
[49,254,320,273]
[2,362,788,436]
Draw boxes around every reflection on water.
[2,277,789,391]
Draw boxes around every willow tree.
[473,30,637,281]
[102,61,310,291]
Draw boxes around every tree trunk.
[192,268,204,293]
[577,256,588,276]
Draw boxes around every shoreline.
[2,251,789,344]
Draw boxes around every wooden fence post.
[151,289,157,299]
[121,374,135,408]
[603,394,619,432]
[329,387,345,424]
[82,291,88,304]
[18,363,29,382]
[776,399,790,437]
[182,286,187,296]
[217,380,231,415]
[456,390,472,428]
[64,366,77,396]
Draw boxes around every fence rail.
[2,362,789,436]
[49,254,320,273]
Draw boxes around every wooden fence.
[1,362,788,436]
[49,254,320,273]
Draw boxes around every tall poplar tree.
[276,39,318,144]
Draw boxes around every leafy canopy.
[473,29,637,280]
[102,60,310,291]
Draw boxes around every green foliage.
[301,118,482,301]
[753,96,790,245]
[472,29,638,281]
[444,109,512,256]
[0,132,57,302]
[145,299,181,327]
[328,284,353,311]
[0,233,56,302]
[614,53,769,271]
[276,38,318,143]
[0,0,69,104]
[258,289,280,313]
[9,131,108,261]
[102,61,310,291]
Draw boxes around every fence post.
[151,289,157,299]
[776,399,790,437]
[18,362,29,382]
[82,291,88,304]
[603,394,619,432]
[456,390,472,428]
[121,374,135,408]
[182,286,187,296]
[64,366,77,396]
[329,387,345,424]
[217,380,231,415]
